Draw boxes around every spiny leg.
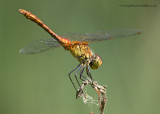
[76,66,85,99]
[76,66,91,99]
[79,66,89,81]
[86,65,94,81]
[79,66,85,81]
[74,65,82,87]
[68,64,81,90]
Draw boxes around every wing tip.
[19,48,33,54]
[136,29,142,34]
[19,49,25,54]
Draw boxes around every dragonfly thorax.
[69,43,102,69]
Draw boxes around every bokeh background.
[0,0,160,114]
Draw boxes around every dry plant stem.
[77,80,107,114]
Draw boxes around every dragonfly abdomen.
[19,9,72,49]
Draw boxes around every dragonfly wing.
[20,38,61,54]
[60,29,141,43]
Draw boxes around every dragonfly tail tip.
[19,9,26,14]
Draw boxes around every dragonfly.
[19,9,141,92]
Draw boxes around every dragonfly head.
[89,55,102,69]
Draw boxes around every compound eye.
[89,55,102,69]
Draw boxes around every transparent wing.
[20,29,141,54]
[20,38,61,54]
[60,29,141,43]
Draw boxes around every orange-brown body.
[19,9,102,69]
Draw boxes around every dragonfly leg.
[68,64,81,91]
[79,66,89,81]
[86,65,94,81]
[74,65,82,87]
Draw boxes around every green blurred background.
[0,0,160,114]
